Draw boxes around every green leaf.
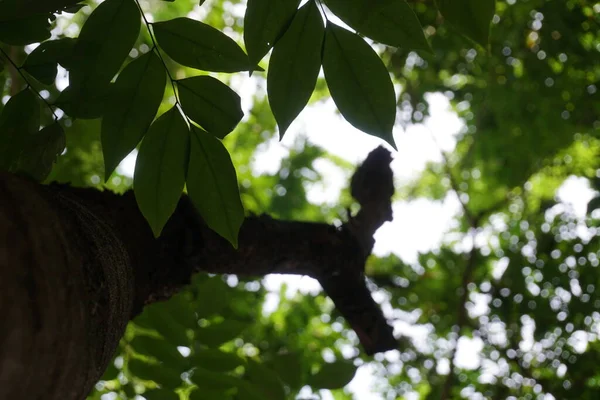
[436,0,495,46]
[189,348,244,372]
[135,302,192,346]
[194,277,233,318]
[190,387,234,400]
[0,0,84,21]
[195,320,249,347]
[102,51,166,177]
[162,292,198,329]
[134,107,189,237]
[324,0,429,51]
[178,76,243,139]
[100,359,119,381]
[143,389,179,400]
[0,14,51,45]
[70,0,140,92]
[130,335,186,367]
[267,0,324,138]
[322,23,396,149]
[0,89,40,171]
[271,353,303,390]
[307,361,357,389]
[11,122,65,181]
[243,360,285,400]
[187,127,244,248]
[128,359,182,389]
[243,0,301,65]
[587,196,600,215]
[236,381,267,400]
[153,18,253,73]
[22,38,75,85]
[190,366,241,390]
[55,83,113,119]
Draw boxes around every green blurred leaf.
[130,335,186,367]
[307,361,357,389]
[162,292,198,329]
[190,366,241,390]
[0,14,50,45]
[102,51,166,177]
[587,195,600,215]
[178,76,243,139]
[324,0,429,51]
[271,353,303,390]
[153,17,253,72]
[436,0,495,46]
[267,0,324,138]
[134,300,192,346]
[242,360,285,400]
[243,0,301,65]
[190,348,243,372]
[124,383,137,398]
[0,89,40,171]
[322,23,396,149]
[187,127,244,248]
[22,38,76,85]
[142,388,179,400]
[196,320,250,347]
[189,387,234,400]
[236,381,266,400]
[128,359,182,389]
[70,0,140,91]
[11,122,65,181]
[134,107,189,237]
[194,277,233,318]
[0,0,85,21]
[100,359,119,381]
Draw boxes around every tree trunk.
[0,147,397,400]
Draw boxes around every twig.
[0,46,59,120]
[440,241,478,400]
[426,125,478,226]
[134,0,179,104]
[423,126,480,399]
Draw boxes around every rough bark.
[0,147,397,400]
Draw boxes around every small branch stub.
[316,146,397,355]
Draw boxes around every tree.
[1,0,599,399]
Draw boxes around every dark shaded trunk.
[0,147,397,400]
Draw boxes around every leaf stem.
[134,0,180,106]
[0,46,59,121]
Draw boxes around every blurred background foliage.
[2,0,600,398]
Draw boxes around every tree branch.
[52,147,398,356]
[158,146,398,355]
